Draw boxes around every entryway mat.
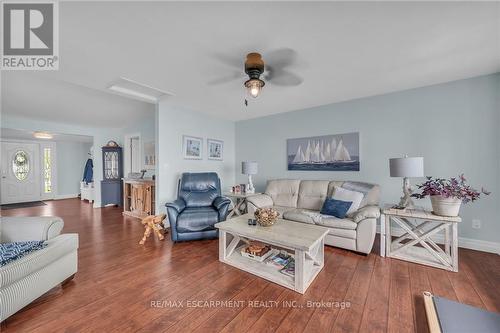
[0,201,47,210]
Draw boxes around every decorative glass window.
[104,151,119,179]
[12,150,29,181]
[43,148,52,193]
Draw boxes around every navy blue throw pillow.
[320,198,353,219]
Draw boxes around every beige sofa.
[0,217,78,322]
[247,179,380,254]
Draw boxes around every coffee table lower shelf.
[218,230,325,294]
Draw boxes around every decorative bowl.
[254,208,280,227]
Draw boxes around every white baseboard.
[54,193,79,200]
[377,225,500,255]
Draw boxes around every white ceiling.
[2,72,155,128]
[1,128,93,143]
[2,1,499,123]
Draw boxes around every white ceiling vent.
[108,77,173,104]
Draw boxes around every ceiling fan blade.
[207,72,243,85]
[213,53,243,70]
[265,48,299,69]
[265,67,303,86]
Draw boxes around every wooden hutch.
[122,179,156,219]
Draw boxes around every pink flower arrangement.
[412,174,490,204]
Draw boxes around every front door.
[1,142,41,204]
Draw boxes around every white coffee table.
[215,214,329,294]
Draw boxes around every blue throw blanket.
[0,241,47,267]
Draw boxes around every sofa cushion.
[327,181,345,197]
[341,181,380,208]
[316,216,358,230]
[297,180,330,210]
[177,207,219,233]
[331,186,364,215]
[328,228,357,239]
[270,205,293,216]
[320,198,352,219]
[282,209,316,224]
[0,234,78,289]
[265,179,300,208]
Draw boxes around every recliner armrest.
[351,205,381,223]
[213,196,231,210]
[165,198,186,213]
[0,217,64,242]
[246,194,274,208]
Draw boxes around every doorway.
[1,142,41,204]
[124,133,142,176]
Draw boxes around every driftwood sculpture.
[139,214,167,245]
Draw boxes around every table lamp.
[389,155,424,209]
[242,161,258,194]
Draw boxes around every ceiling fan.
[209,48,304,104]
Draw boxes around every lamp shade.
[389,157,424,177]
[242,161,258,175]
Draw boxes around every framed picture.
[144,141,155,169]
[207,139,223,161]
[183,135,203,159]
[287,132,360,171]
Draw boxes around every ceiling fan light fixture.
[245,78,265,98]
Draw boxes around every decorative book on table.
[280,259,295,278]
[266,252,292,269]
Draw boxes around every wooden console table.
[122,179,155,219]
[380,206,461,272]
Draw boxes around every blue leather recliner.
[166,172,231,242]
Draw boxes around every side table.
[380,205,461,272]
[224,192,261,219]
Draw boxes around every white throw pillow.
[332,186,364,215]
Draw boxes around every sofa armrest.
[0,217,64,243]
[351,205,381,223]
[246,194,274,209]
[165,198,186,213]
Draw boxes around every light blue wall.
[236,74,500,244]
[56,141,92,196]
[157,103,236,213]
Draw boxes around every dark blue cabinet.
[101,146,123,206]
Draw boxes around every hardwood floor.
[2,199,500,332]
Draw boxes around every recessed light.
[108,77,173,104]
[108,85,158,102]
[34,131,53,139]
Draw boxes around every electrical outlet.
[472,219,481,229]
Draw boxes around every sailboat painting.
[287,132,360,171]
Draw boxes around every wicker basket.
[254,208,280,227]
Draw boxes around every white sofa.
[0,217,78,322]
[247,179,380,254]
